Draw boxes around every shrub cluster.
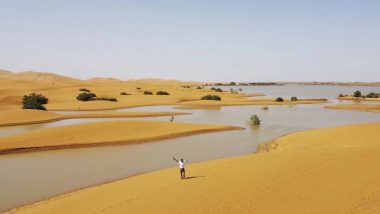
[250,115,261,126]
[211,87,223,92]
[366,92,379,98]
[77,92,97,101]
[291,96,298,101]
[353,90,362,98]
[201,95,221,101]
[96,97,118,102]
[196,86,203,89]
[275,97,284,102]
[120,92,131,95]
[144,91,153,95]
[22,93,48,110]
[156,91,170,95]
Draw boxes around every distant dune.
[0,69,13,74]
[0,68,329,111]
[0,70,79,82]
[86,77,124,82]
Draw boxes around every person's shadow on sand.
[184,176,205,180]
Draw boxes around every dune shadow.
[184,176,204,180]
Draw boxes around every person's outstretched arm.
[173,157,178,162]
[185,159,190,163]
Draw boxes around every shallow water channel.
[1,85,380,212]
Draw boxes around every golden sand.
[0,120,242,154]
[326,104,380,113]
[7,122,380,214]
[0,71,328,111]
[0,109,62,126]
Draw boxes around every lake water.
[1,85,380,212]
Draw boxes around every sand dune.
[0,70,329,111]
[0,70,79,82]
[7,122,380,213]
[0,120,242,155]
[86,77,124,83]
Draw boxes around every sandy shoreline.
[326,104,380,113]
[0,109,190,127]
[0,120,243,155]
[6,122,380,213]
[338,96,380,102]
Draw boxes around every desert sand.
[326,104,380,113]
[6,122,380,214]
[0,70,327,112]
[0,120,242,154]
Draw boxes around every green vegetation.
[22,93,48,110]
[144,91,153,95]
[156,91,170,95]
[275,97,284,102]
[201,95,221,101]
[249,115,261,126]
[338,93,344,98]
[120,92,131,95]
[196,86,203,89]
[211,87,223,92]
[79,88,91,92]
[366,92,379,98]
[77,92,97,101]
[291,96,298,101]
[353,90,362,98]
[77,92,118,102]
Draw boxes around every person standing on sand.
[173,157,189,179]
[170,116,174,122]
